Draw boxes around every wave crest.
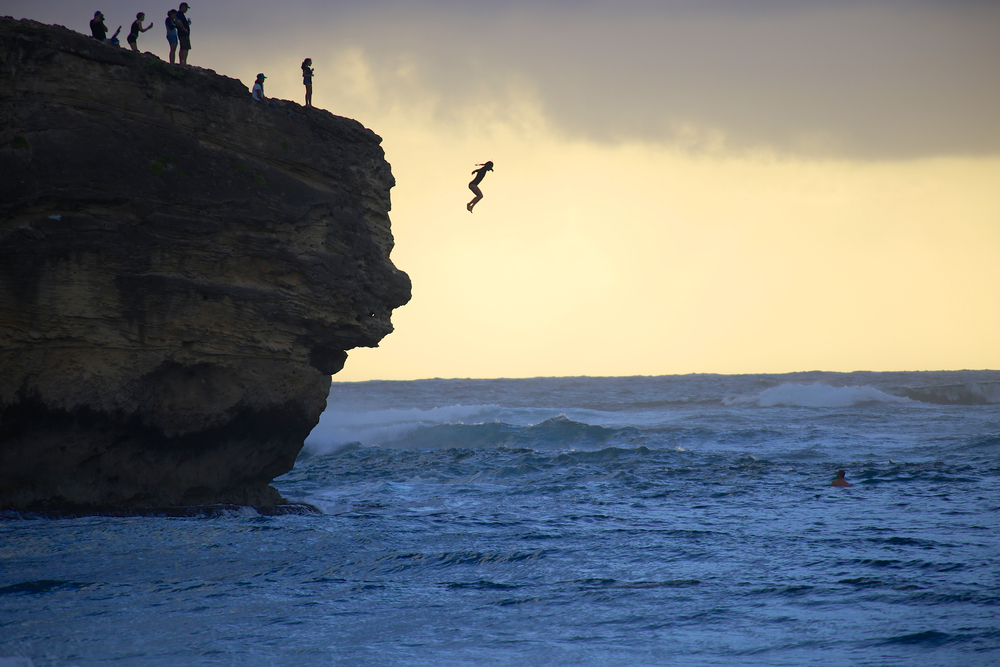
[724,384,912,408]
[385,416,637,451]
[305,408,638,454]
[896,381,1000,406]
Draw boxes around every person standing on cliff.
[175,2,192,65]
[127,12,153,52]
[165,9,178,63]
[467,161,494,213]
[90,11,108,41]
[302,58,315,107]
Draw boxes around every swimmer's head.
[836,470,846,478]
[484,161,494,170]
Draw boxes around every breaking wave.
[304,404,495,454]
[304,406,637,455]
[723,380,1000,408]
[723,384,912,408]
[894,381,1000,406]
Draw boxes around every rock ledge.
[0,18,411,509]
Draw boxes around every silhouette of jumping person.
[467,161,493,213]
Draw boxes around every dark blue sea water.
[2,371,999,666]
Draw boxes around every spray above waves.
[723,380,1000,408]
[305,374,1000,456]
[723,384,913,408]
[304,404,495,454]
[387,416,640,451]
[895,381,1000,406]
[304,411,640,455]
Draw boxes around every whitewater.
[2,370,999,665]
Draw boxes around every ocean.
[2,371,999,666]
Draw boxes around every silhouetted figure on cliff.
[302,58,314,107]
[253,73,268,102]
[176,2,191,65]
[831,470,851,487]
[127,12,153,52]
[90,11,108,41]
[165,10,178,63]
[467,161,494,213]
[252,73,278,109]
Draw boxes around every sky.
[11,0,1000,380]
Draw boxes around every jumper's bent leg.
[468,183,483,212]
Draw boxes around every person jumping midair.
[467,161,494,213]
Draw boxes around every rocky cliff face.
[0,18,411,509]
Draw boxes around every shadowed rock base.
[1,503,321,520]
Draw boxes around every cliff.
[0,18,411,510]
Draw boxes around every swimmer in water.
[467,161,493,212]
[831,470,851,487]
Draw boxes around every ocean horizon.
[3,370,999,665]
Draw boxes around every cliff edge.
[0,18,411,509]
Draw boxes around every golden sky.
[14,1,1000,379]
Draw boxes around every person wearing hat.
[252,73,278,109]
[127,12,153,52]
[175,2,192,65]
[90,11,108,41]
[252,73,268,103]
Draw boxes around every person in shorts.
[165,9,178,63]
[301,58,314,107]
[175,2,192,65]
[127,12,153,52]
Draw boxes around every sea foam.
[723,383,913,408]
[304,404,495,454]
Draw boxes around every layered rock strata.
[0,18,411,509]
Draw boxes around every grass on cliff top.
[140,58,185,80]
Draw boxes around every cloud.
[10,0,1000,158]
[299,1,1000,158]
